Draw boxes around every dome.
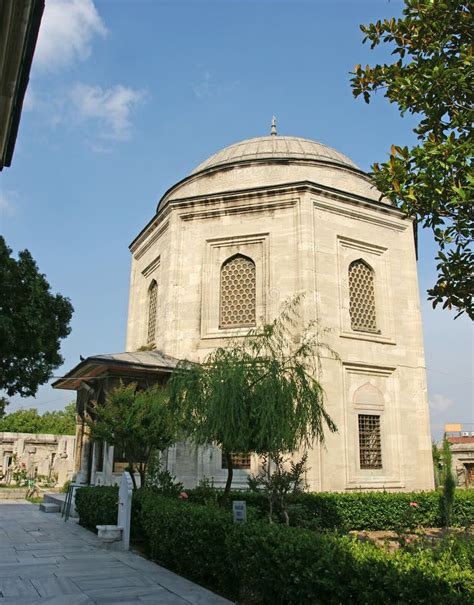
[192,135,359,174]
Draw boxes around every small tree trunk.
[268,497,274,524]
[223,450,234,499]
[128,462,137,490]
[281,498,290,526]
[138,462,145,489]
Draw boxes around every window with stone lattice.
[348,259,377,332]
[147,280,158,346]
[219,254,256,329]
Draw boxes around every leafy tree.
[248,452,308,526]
[0,397,7,419]
[0,402,76,434]
[440,436,456,527]
[169,298,337,497]
[40,403,76,435]
[351,0,473,319]
[0,236,74,396]
[432,441,442,487]
[88,384,178,489]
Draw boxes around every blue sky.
[1,0,472,440]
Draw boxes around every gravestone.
[117,471,133,550]
[96,471,133,550]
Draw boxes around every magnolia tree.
[88,384,178,489]
[169,298,337,498]
[351,0,473,319]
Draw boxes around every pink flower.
[179,491,188,500]
[409,501,418,507]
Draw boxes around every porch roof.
[52,350,180,391]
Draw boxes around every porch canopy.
[52,350,180,484]
[52,350,180,392]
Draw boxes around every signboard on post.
[232,500,247,524]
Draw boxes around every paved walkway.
[0,501,232,604]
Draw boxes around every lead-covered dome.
[192,135,359,174]
[159,132,385,208]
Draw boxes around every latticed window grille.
[358,414,382,469]
[219,254,256,328]
[349,260,377,332]
[147,281,158,346]
[222,452,251,469]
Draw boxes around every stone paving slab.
[0,502,232,604]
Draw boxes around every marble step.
[39,502,61,513]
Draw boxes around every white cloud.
[429,394,455,414]
[0,191,17,218]
[193,71,240,99]
[193,71,212,99]
[70,83,145,140]
[34,0,107,72]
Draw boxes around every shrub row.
[75,487,473,603]
[187,488,474,530]
[75,486,474,533]
[75,485,118,530]
[136,491,473,604]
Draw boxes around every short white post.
[118,471,133,551]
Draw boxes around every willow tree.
[88,384,177,489]
[169,298,337,497]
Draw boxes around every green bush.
[187,488,474,530]
[76,485,474,534]
[75,486,118,530]
[136,491,472,604]
[76,487,473,603]
[139,491,235,595]
[231,523,473,604]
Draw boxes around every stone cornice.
[129,180,407,256]
[159,156,372,208]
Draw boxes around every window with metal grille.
[219,254,256,328]
[95,441,104,472]
[349,260,377,332]
[222,452,251,469]
[147,280,158,346]
[358,414,382,469]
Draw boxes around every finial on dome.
[271,115,277,136]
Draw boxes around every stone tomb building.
[54,131,434,491]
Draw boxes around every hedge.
[75,486,474,533]
[136,491,473,604]
[75,485,118,530]
[187,488,474,530]
[75,487,473,604]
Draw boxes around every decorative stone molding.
[141,255,161,278]
[314,198,408,232]
[133,220,169,260]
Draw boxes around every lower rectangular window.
[222,452,251,470]
[358,414,382,469]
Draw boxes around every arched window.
[348,259,377,332]
[147,280,158,346]
[219,254,256,329]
